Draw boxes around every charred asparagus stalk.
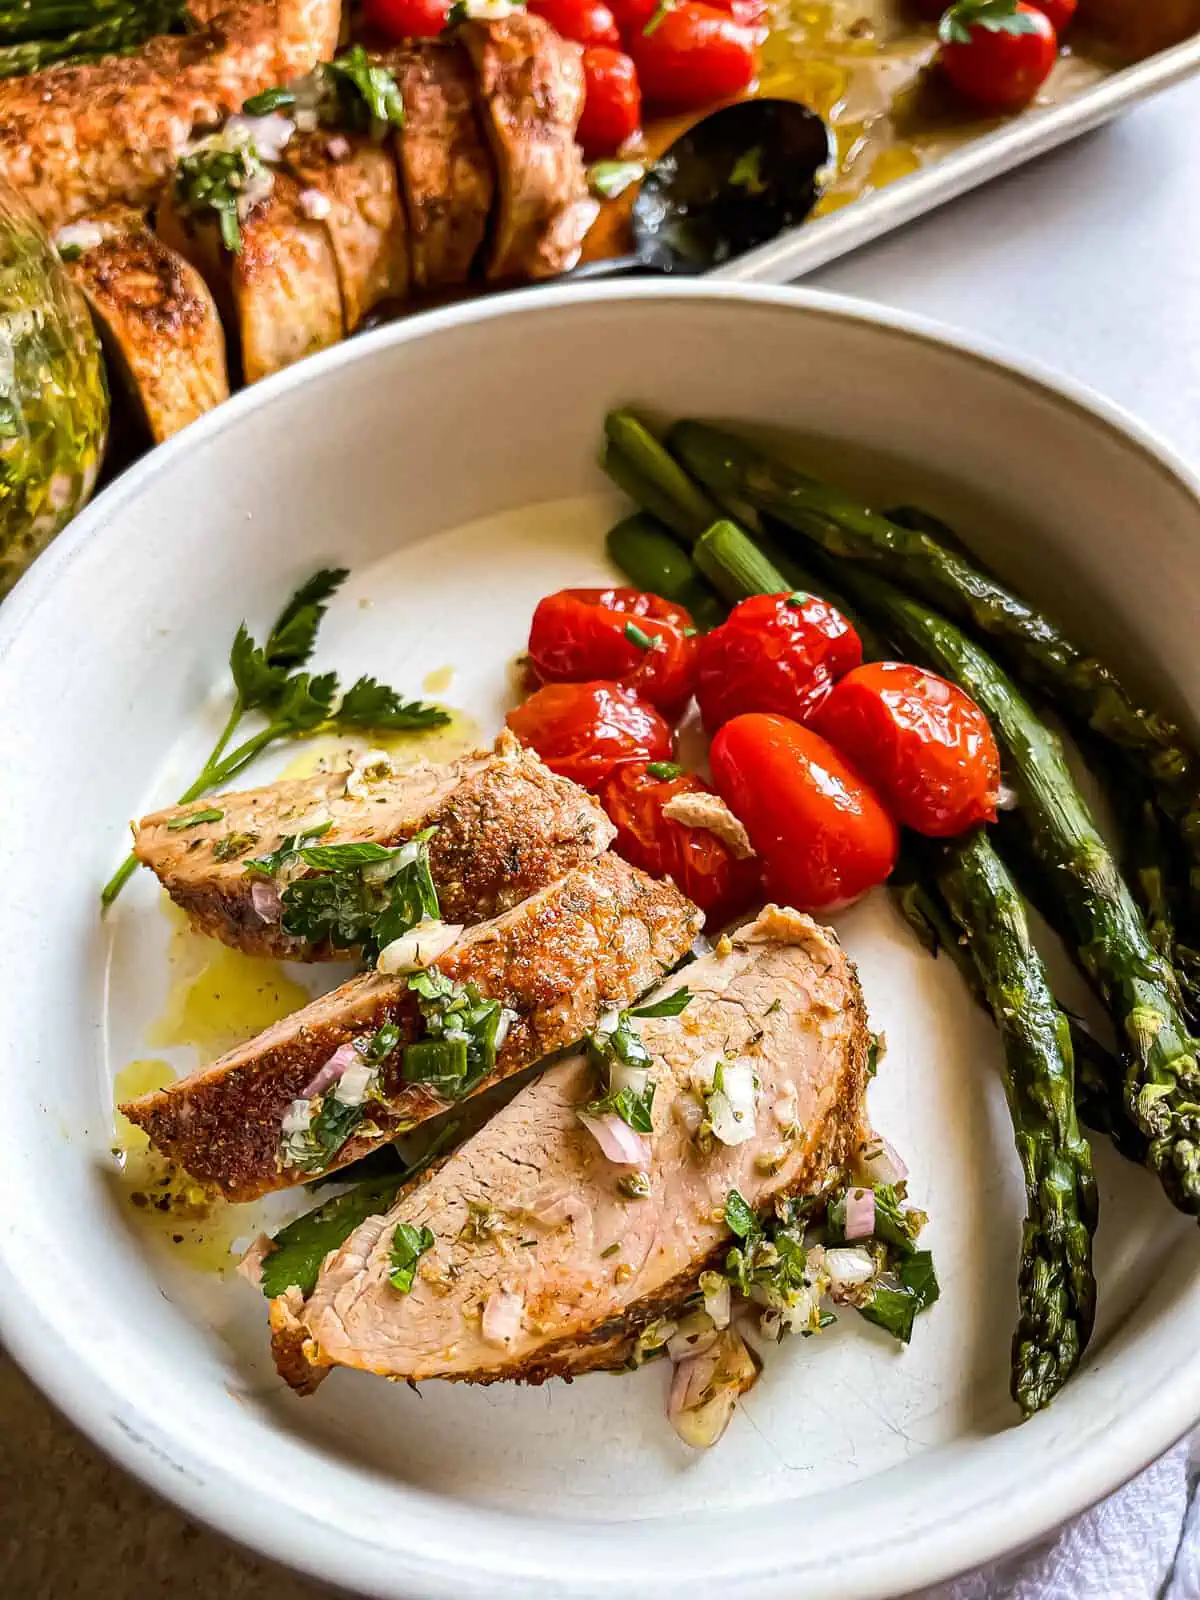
[669,420,1200,872]
[934,829,1098,1413]
[821,564,1200,1213]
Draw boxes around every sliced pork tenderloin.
[299,906,869,1385]
[459,14,597,282]
[133,732,615,960]
[121,853,701,1200]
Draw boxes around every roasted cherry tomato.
[695,590,862,736]
[1027,0,1075,30]
[628,3,758,111]
[938,0,1057,112]
[362,0,449,38]
[506,680,671,790]
[607,0,658,41]
[528,586,696,716]
[529,0,622,46]
[810,661,1001,837]
[599,761,762,926]
[578,47,643,156]
[709,714,899,912]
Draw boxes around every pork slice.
[378,42,493,290]
[120,853,701,1200]
[301,905,868,1383]
[156,166,344,385]
[0,0,339,232]
[62,206,230,443]
[133,732,615,960]
[459,14,597,282]
[283,130,409,330]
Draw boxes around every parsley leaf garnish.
[645,761,683,781]
[402,971,512,1099]
[631,987,692,1019]
[101,569,447,908]
[724,1187,757,1240]
[337,674,450,731]
[243,819,333,880]
[389,1222,434,1293]
[242,85,297,115]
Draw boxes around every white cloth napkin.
[915,1434,1200,1600]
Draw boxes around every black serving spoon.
[568,97,832,281]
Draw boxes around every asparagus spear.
[605,513,726,631]
[0,0,184,74]
[670,421,1200,864]
[602,412,720,544]
[934,829,1098,1413]
[821,563,1200,1212]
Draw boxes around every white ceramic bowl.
[3,283,1200,1600]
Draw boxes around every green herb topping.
[277,829,441,959]
[401,970,515,1100]
[279,1021,403,1172]
[212,830,258,862]
[174,127,274,254]
[243,819,333,880]
[581,989,692,1133]
[646,761,683,781]
[166,807,224,832]
[389,1222,434,1293]
[324,45,405,131]
[242,85,298,115]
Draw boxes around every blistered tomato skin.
[528,587,697,716]
[578,47,643,156]
[362,0,449,37]
[709,713,899,912]
[810,661,1001,837]
[528,0,622,46]
[695,591,863,735]
[506,680,672,790]
[628,2,758,110]
[598,761,761,926]
[939,2,1058,112]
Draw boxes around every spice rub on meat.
[121,853,701,1200]
[296,907,868,1386]
[133,732,616,961]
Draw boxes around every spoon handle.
[557,254,656,283]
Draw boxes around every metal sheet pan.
[718,33,1200,285]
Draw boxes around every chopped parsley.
[242,85,297,115]
[174,127,272,254]
[646,761,683,781]
[277,829,441,958]
[243,819,333,880]
[617,1171,652,1199]
[581,989,691,1133]
[401,970,514,1099]
[388,1222,434,1293]
[278,1020,403,1172]
[324,45,406,131]
[167,807,224,831]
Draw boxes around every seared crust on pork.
[459,14,595,282]
[121,854,701,1200]
[283,130,409,329]
[133,733,615,960]
[0,0,340,232]
[63,206,229,442]
[299,907,868,1385]
[378,41,494,291]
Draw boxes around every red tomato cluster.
[926,0,1075,113]
[545,0,761,157]
[507,582,1001,925]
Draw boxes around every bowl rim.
[3,278,1200,1600]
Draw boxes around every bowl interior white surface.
[2,284,1200,1600]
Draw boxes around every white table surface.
[6,71,1200,1599]
[810,71,1200,468]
